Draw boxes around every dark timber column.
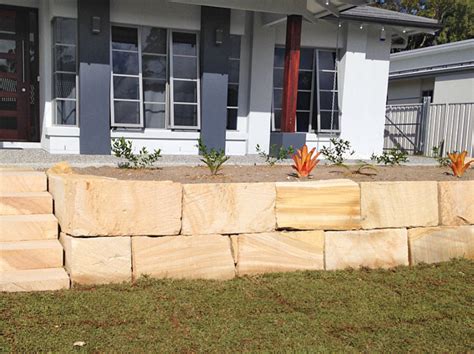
[78,0,111,155]
[281,15,302,133]
[200,6,231,151]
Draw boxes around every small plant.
[320,138,355,165]
[432,144,450,167]
[292,145,321,178]
[112,137,161,169]
[447,151,472,178]
[371,148,408,166]
[197,138,230,175]
[256,144,295,166]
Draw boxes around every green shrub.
[197,138,230,175]
[432,144,450,167]
[320,138,355,165]
[371,148,409,166]
[112,137,161,169]
[256,144,295,166]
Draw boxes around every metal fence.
[384,99,474,156]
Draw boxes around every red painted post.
[281,15,302,133]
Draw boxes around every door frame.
[0,4,39,142]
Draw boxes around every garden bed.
[73,165,474,183]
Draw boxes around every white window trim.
[110,24,144,128]
[169,30,201,130]
[52,17,79,127]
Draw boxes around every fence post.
[419,97,431,155]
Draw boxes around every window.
[271,47,339,133]
[227,35,241,130]
[170,31,200,129]
[52,18,77,125]
[110,26,200,129]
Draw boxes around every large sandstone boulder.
[49,174,182,236]
[438,181,474,226]
[408,226,474,265]
[325,228,409,270]
[361,181,438,229]
[233,231,325,276]
[181,183,276,235]
[276,179,361,230]
[132,235,235,280]
[60,233,132,285]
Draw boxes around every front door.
[0,6,39,141]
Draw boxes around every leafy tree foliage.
[375,0,473,50]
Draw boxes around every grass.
[1,259,473,352]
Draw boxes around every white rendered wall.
[246,12,276,154]
[338,23,391,159]
[433,72,474,104]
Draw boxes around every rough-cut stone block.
[132,235,235,280]
[408,226,474,265]
[0,192,52,215]
[0,268,70,292]
[438,181,474,226]
[0,214,58,242]
[182,183,275,235]
[0,171,47,193]
[361,181,438,229]
[60,234,131,285]
[234,231,325,276]
[0,240,63,271]
[276,179,361,231]
[325,229,409,270]
[49,174,182,236]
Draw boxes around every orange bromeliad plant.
[292,145,321,178]
[448,151,473,178]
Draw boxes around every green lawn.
[1,259,473,352]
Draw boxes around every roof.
[389,39,474,79]
[333,6,441,30]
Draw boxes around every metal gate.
[384,98,474,156]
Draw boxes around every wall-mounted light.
[325,0,330,6]
[359,23,364,30]
[91,16,101,34]
[380,26,386,41]
[215,28,223,46]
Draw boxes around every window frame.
[168,29,201,130]
[110,24,144,128]
[271,47,340,134]
[52,17,78,127]
[226,34,242,131]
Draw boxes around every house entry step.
[0,268,70,292]
[0,171,47,193]
[0,192,53,215]
[0,240,64,272]
[0,214,58,242]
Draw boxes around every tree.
[375,0,473,50]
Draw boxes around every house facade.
[388,39,474,105]
[0,0,438,157]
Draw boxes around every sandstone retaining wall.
[48,174,474,285]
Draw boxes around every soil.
[74,164,474,184]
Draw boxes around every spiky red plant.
[448,151,473,177]
[292,145,321,178]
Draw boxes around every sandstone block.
[408,226,474,265]
[361,181,438,229]
[0,268,70,292]
[0,171,47,193]
[60,234,131,285]
[0,192,52,215]
[438,181,474,226]
[0,240,63,271]
[182,183,275,235]
[234,231,325,276]
[325,229,409,270]
[276,179,361,230]
[49,174,182,236]
[132,235,235,280]
[0,214,58,242]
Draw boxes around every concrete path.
[0,148,438,168]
